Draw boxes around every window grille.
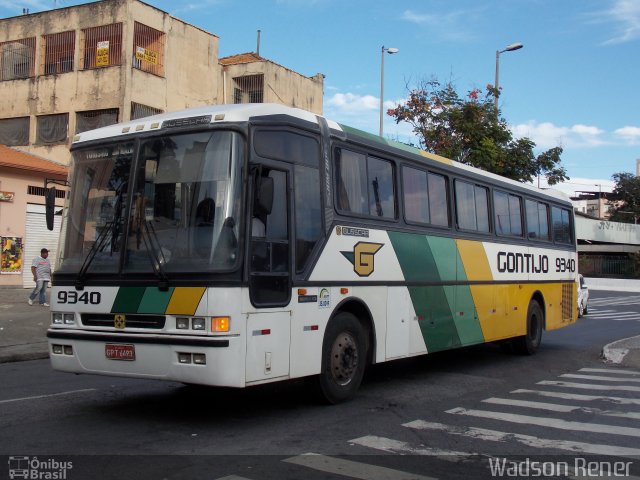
[42,31,75,75]
[36,113,68,144]
[0,117,30,146]
[81,23,122,69]
[131,102,163,120]
[28,186,66,198]
[0,37,36,80]
[76,109,119,133]
[133,22,165,76]
[233,74,264,104]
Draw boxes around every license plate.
[105,344,136,361]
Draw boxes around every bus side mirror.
[255,176,274,215]
[45,187,56,231]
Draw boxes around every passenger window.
[455,180,489,233]
[552,206,572,244]
[494,190,522,236]
[403,166,449,227]
[526,199,550,241]
[335,148,396,219]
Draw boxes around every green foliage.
[608,172,640,223]
[387,79,568,185]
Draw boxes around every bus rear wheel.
[315,311,367,404]
[513,300,543,355]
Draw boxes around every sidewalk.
[0,287,51,363]
[0,282,639,367]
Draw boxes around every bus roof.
[72,103,571,204]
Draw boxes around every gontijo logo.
[341,242,384,277]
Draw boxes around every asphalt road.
[1,290,639,480]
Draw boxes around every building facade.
[0,145,67,287]
[0,0,324,166]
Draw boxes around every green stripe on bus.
[138,287,175,314]
[111,287,146,313]
[389,232,484,350]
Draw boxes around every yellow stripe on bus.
[165,287,206,315]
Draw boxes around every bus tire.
[316,311,367,404]
[513,300,543,355]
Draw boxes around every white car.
[577,274,589,317]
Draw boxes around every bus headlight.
[192,317,206,330]
[63,313,75,325]
[176,317,189,330]
[52,313,64,324]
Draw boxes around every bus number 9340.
[555,258,576,273]
[57,291,102,305]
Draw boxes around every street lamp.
[494,42,523,110]
[380,45,399,137]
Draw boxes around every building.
[0,0,324,287]
[0,145,67,287]
[0,0,324,166]
[220,52,324,115]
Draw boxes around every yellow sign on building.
[96,40,109,67]
[135,46,157,65]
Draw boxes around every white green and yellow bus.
[47,104,577,403]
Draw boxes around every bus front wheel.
[315,311,367,404]
[513,300,543,355]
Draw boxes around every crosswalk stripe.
[537,380,640,392]
[482,397,640,420]
[579,368,640,375]
[446,407,640,437]
[561,373,640,383]
[512,388,640,404]
[349,435,474,458]
[404,420,640,457]
[283,454,436,480]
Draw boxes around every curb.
[601,334,640,365]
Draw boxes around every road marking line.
[215,476,254,480]
[579,368,640,375]
[350,435,474,458]
[482,397,640,420]
[404,420,640,457]
[283,453,436,480]
[446,407,640,437]
[537,380,640,392]
[0,388,96,404]
[561,373,640,383]
[512,388,640,404]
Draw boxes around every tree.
[387,79,568,185]
[608,172,640,223]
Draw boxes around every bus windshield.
[57,130,243,276]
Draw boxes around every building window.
[0,37,36,80]
[233,74,264,104]
[36,113,68,144]
[27,186,66,198]
[0,117,30,146]
[133,22,165,77]
[81,23,122,69]
[42,31,75,75]
[76,109,119,133]
[131,102,163,120]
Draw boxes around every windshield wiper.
[141,220,170,291]
[75,220,114,290]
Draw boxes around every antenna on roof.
[256,30,261,56]
[22,7,29,14]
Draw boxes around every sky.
[2,0,639,196]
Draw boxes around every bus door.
[246,164,292,383]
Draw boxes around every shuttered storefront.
[23,204,62,288]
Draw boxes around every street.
[1,290,640,479]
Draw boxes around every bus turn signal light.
[212,316,230,332]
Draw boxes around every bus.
[47,103,577,403]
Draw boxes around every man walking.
[28,248,51,306]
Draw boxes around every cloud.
[400,8,481,42]
[614,126,640,144]
[511,121,606,149]
[587,0,640,45]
